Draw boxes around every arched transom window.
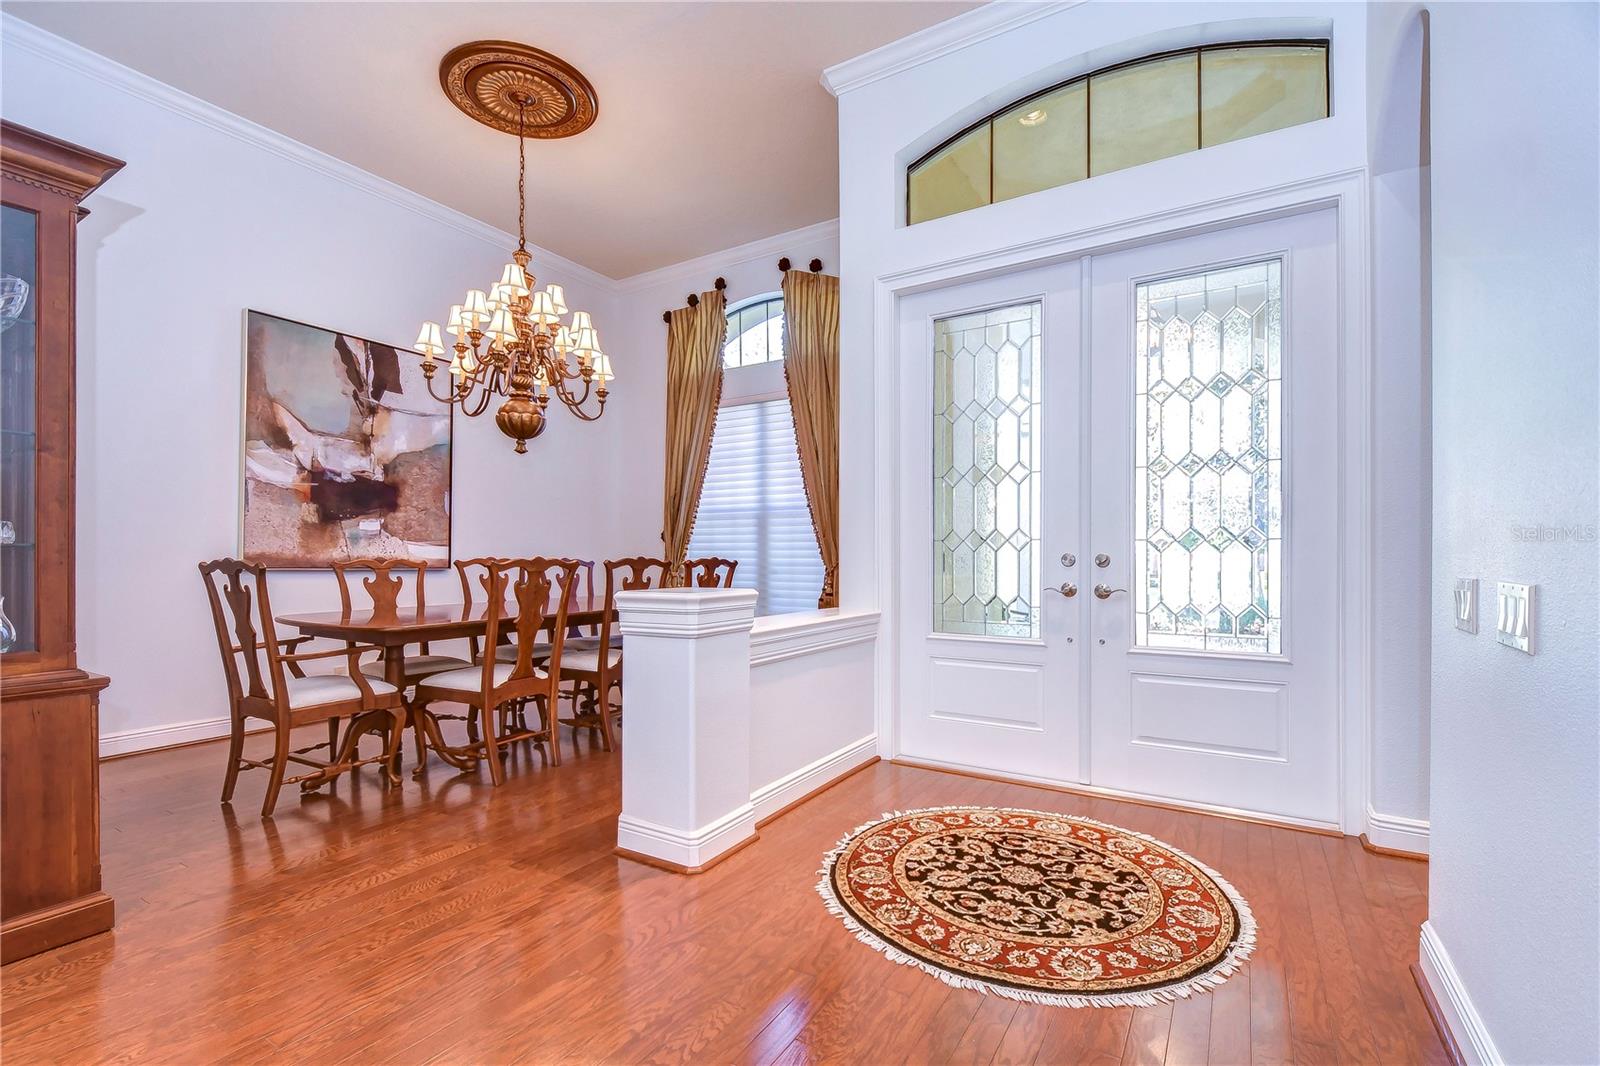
[908,41,1330,225]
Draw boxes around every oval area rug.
[816,805,1256,1007]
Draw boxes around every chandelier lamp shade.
[414,41,610,453]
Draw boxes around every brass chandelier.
[413,42,610,453]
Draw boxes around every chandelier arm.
[423,372,461,405]
[462,381,497,418]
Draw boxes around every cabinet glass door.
[1,203,38,654]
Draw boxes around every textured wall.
[1426,4,1599,1062]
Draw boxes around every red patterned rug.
[817,806,1255,1007]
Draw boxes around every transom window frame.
[905,38,1332,225]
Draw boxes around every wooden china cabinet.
[0,122,123,964]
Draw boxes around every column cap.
[615,588,759,638]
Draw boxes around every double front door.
[897,210,1341,826]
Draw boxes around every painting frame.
[238,308,453,570]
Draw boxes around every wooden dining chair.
[412,557,580,784]
[199,559,406,816]
[686,556,739,588]
[558,556,674,751]
[491,558,600,662]
[330,558,471,685]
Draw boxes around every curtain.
[661,288,727,586]
[781,269,841,608]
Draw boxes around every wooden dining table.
[276,594,610,774]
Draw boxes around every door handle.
[1093,584,1126,600]
[1048,582,1078,598]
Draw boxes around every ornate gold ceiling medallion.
[439,41,598,139]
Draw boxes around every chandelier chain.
[517,103,527,252]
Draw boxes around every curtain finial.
[809,258,823,273]
[778,257,791,272]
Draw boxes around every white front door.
[898,209,1342,826]
[897,263,1084,781]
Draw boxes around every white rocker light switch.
[1496,582,1536,655]
[1453,578,1477,634]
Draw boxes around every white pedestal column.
[613,587,759,872]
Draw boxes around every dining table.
[275,593,610,775]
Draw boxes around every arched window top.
[907,40,1329,225]
[724,292,784,368]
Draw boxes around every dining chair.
[492,558,599,662]
[412,557,580,784]
[558,555,674,752]
[331,558,471,685]
[199,559,406,816]
[685,556,739,588]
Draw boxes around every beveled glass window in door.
[1135,261,1282,654]
[933,301,1041,638]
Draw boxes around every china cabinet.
[0,121,122,964]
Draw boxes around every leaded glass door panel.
[898,263,1083,781]
[1087,209,1340,823]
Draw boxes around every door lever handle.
[1048,582,1078,598]
[1093,584,1126,600]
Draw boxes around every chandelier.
[413,41,611,453]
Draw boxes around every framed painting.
[241,310,451,567]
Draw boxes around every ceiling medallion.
[439,41,598,139]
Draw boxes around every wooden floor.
[0,722,1445,1065]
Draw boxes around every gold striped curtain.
[661,289,727,585]
[781,269,841,608]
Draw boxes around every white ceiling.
[4,1,976,278]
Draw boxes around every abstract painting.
[242,310,450,567]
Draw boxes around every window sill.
[749,608,881,666]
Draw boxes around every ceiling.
[4,1,977,279]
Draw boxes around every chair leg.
[221,712,246,803]
[261,721,292,817]
[411,701,429,772]
[482,703,506,786]
[327,717,340,760]
[466,706,480,744]
[595,676,617,753]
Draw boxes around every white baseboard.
[750,734,878,824]
[1417,920,1502,1065]
[1366,805,1431,855]
[616,803,758,870]
[100,715,233,758]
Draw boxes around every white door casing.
[895,208,1342,826]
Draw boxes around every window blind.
[689,396,824,616]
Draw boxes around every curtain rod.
[662,277,726,324]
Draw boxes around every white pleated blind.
[689,397,824,615]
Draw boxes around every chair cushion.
[560,647,622,674]
[419,662,546,695]
[359,654,471,681]
[285,674,398,709]
[495,636,601,663]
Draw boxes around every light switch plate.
[1453,578,1478,633]
[1496,581,1536,654]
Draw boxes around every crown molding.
[613,217,840,294]
[0,13,619,294]
[821,1,1084,97]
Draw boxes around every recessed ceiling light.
[1019,109,1048,127]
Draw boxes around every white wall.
[1424,4,1599,1064]
[609,218,840,554]
[0,21,628,754]
[827,0,1433,832]
[1366,2,1433,830]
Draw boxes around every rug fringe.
[814,804,1258,1010]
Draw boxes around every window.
[933,300,1042,638]
[688,295,824,615]
[1134,260,1282,654]
[908,41,1329,225]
